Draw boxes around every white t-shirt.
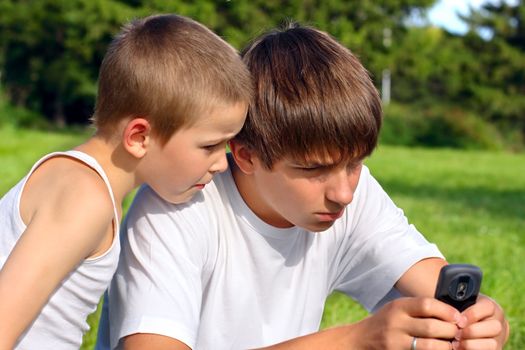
[98,163,442,350]
[0,151,120,349]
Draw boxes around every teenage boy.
[0,14,251,349]
[98,23,508,350]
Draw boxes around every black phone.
[434,264,482,312]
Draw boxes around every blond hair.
[93,14,252,143]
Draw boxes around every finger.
[461,296,496,324]
[410,337,453,350]
[402,297,460,323]
[453,338,498,350]
[411,317,459,340]
[458,319,503,340]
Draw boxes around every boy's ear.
[229,140,257,175]
[123,118,151,159]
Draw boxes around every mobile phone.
[434,264,482,312]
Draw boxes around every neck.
[230,161,293,228]
[74,135,139,208]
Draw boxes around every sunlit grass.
[321,146,525,349]
[0,125,92,193]
[1,128,523,349]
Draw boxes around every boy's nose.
[325,171,355,207]
[209,151,229,174]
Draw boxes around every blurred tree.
[0,0,136,125]
[387,27,478,103]
[0,0,438,125]
[210,0,438,82]
[461,0,525,138]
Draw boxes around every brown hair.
[236,22,382,168]
[93,14,252,143]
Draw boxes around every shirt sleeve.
[329,166,444,312]
[107,186,212,349]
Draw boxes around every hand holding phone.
[434,264,482,312]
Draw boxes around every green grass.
[0,126,92,193]
[321,145,525,349]
[1,127,524,349]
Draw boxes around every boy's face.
[142,102,247,204]
[241,152,363,232]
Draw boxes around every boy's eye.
[295,165,325,172]
[300,166,321,171]
[202,143,223,151]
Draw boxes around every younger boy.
[0,14,251,349]
[99,23,508,349]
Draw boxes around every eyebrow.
[202,135,235,145]
[290,157,365,168]
[289,160,335,168]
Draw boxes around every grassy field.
[324,145,525,349]
[1,126,524,349]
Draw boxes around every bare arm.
[120,334,190,350]
[255,258,459,350]
[395,257,448,297]
[120,258,459,350]
[256,298,459,350]
[119,258,510,350]
[0,163,114,348]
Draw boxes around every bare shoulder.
[21,155,115,232]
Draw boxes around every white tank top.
[0,150,120,349]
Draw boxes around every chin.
[302,221,336,232]
[169,197,191,204]
[159,190,196,205]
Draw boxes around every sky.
[427,0,518,34]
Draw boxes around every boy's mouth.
[315,209,344,222]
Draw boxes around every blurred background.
[0,1,523,349]
[0,0,524,150]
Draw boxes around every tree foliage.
[0,0,136,125]
[463,0,525,137]
[0,0,524,149]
